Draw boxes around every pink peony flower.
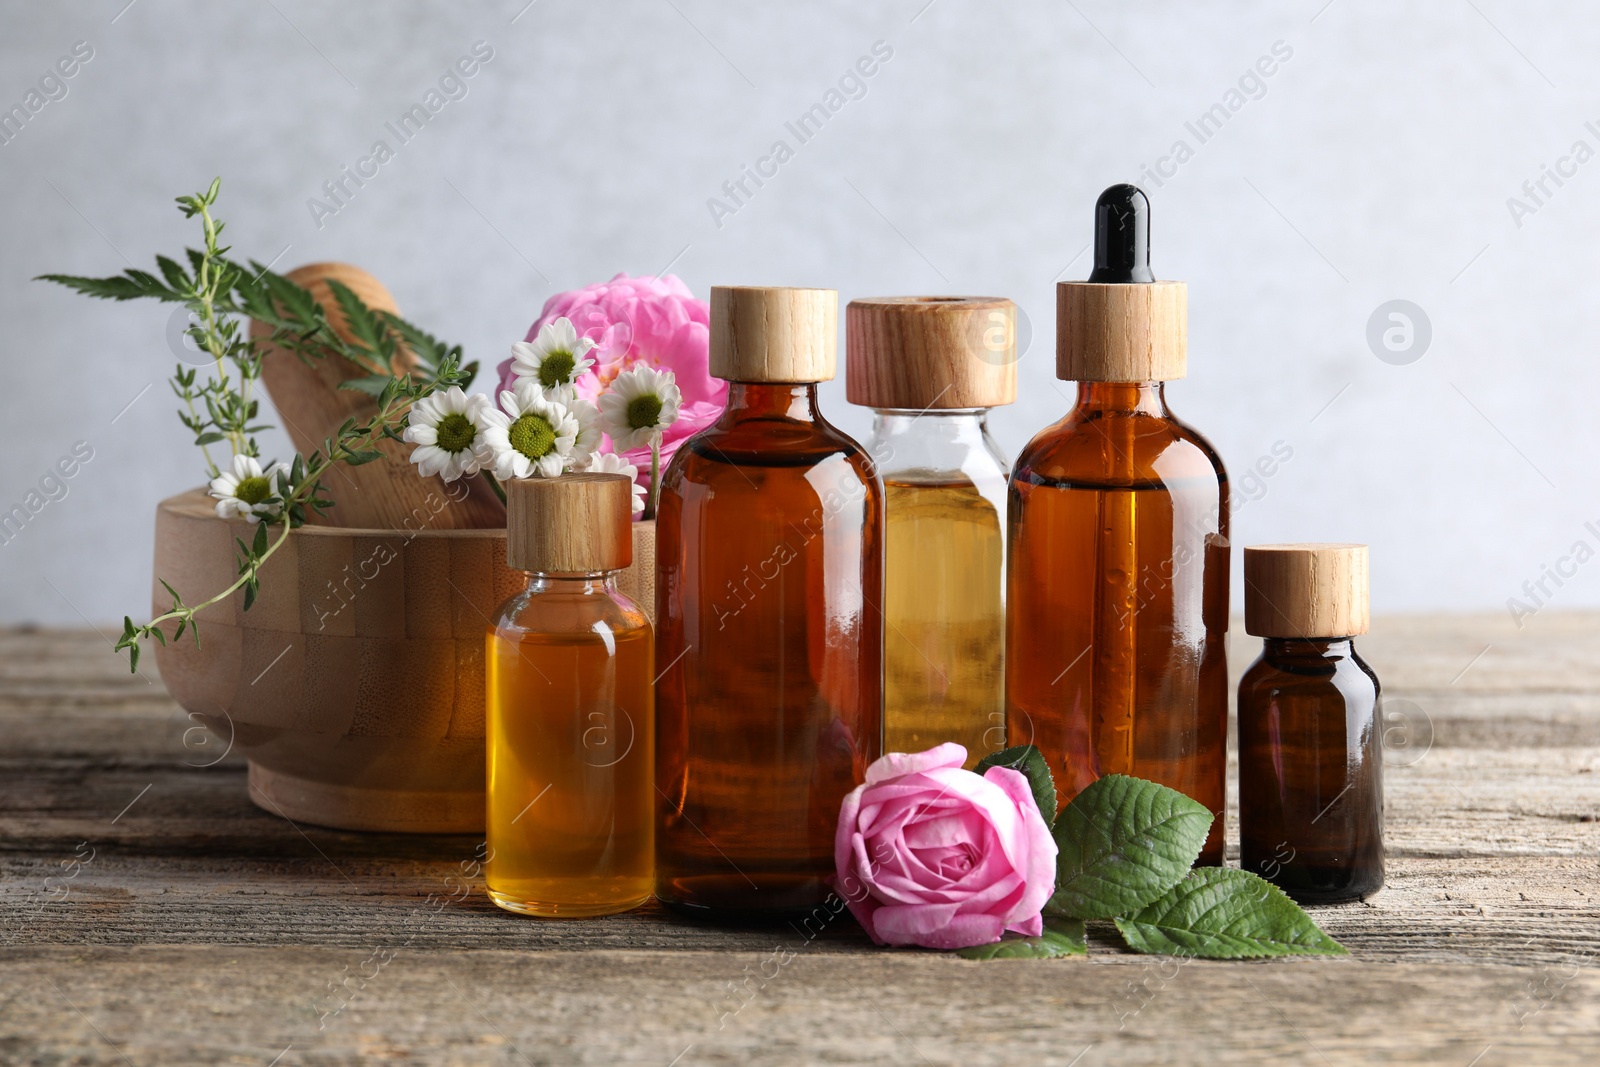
[834,743,1058,950]
[496,273,724,480]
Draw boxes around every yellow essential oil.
[882,474,1005,764]
[485,473,654,917]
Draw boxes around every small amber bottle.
[655,285,884,919]
[847,296,1016,768]
[485,473,654,917]
[1238,543,1383,904]
[1006,185,1230,864]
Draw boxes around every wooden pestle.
[252,263,505,530]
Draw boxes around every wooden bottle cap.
[710,286,838,382]
[505,474,632,575]
[1055,280,1187,382]
[845,296,1018,410]
[1244,543,1370,639]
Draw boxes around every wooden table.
[2,615,1597,1065]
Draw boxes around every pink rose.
[496,273,725,478]
[834,743,1058,950]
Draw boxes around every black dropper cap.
[1087,183,1155,284]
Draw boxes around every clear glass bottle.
[1238,544,1384,903]
[485,473,654,917]
[1006,186,1230,865]
[655,286,884,919]
[848,296,1016,768]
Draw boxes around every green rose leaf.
[1046,774,1214,920]
[974,744,1057,827]
[956,918,1086,960]
[1113,868,1348,959]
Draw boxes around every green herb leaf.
[1047,774,1214,921]
[957,918,1087,960]
[155,254,193,295]
[1113,868,1348,959]
[324,278,392,365]
[337,375,394,397]
[343,450,384,466]
[36,270,183,303]
[975,744,1057,827]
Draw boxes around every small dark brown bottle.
[1238,543,1383,904]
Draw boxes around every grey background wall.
[1,0,1594,625]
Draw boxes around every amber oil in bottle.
[848,296,1016,767]
[655,286,884,919]
[486,473,654,917]
[1006,185,1230,864]
[1239,543,1384,904]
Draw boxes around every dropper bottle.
[1006,184,1231,864]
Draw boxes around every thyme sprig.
[39,179,476,672]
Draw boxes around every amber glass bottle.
[1239,543,1384,903]
[485,474,654,917]
[655,286,884,919]
[848,296,1016,768]
[1006,185,1229,864]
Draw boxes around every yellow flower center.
[435,413,477,453]
[234,475,272,505]
[538,350,576,388]
[626,394,663,430]
[509,413,556,459]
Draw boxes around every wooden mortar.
[152,488,518,832]
[152,488,659,831]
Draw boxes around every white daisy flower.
[481,381,582,479]
[209,454,290,524]
[567,394,604,470]
[597,365,682,451]
[402,386,492,482]
[509,317,596,393]
[589,451,646,516]
[541,383,579,408]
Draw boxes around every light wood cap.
[1244,543,1370,639]
[710,286,837,382]
[845,296,1018,410]
[505,474,632,574]
[1056,281,1187,382]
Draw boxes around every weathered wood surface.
[2,614,1598,1065]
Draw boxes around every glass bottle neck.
[1073,381,1169,416]
[1263,637,1356,661]
[870,408,990,443]
[721,382,821,423]
[867,408,1006,483]
[525,573,617,595]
